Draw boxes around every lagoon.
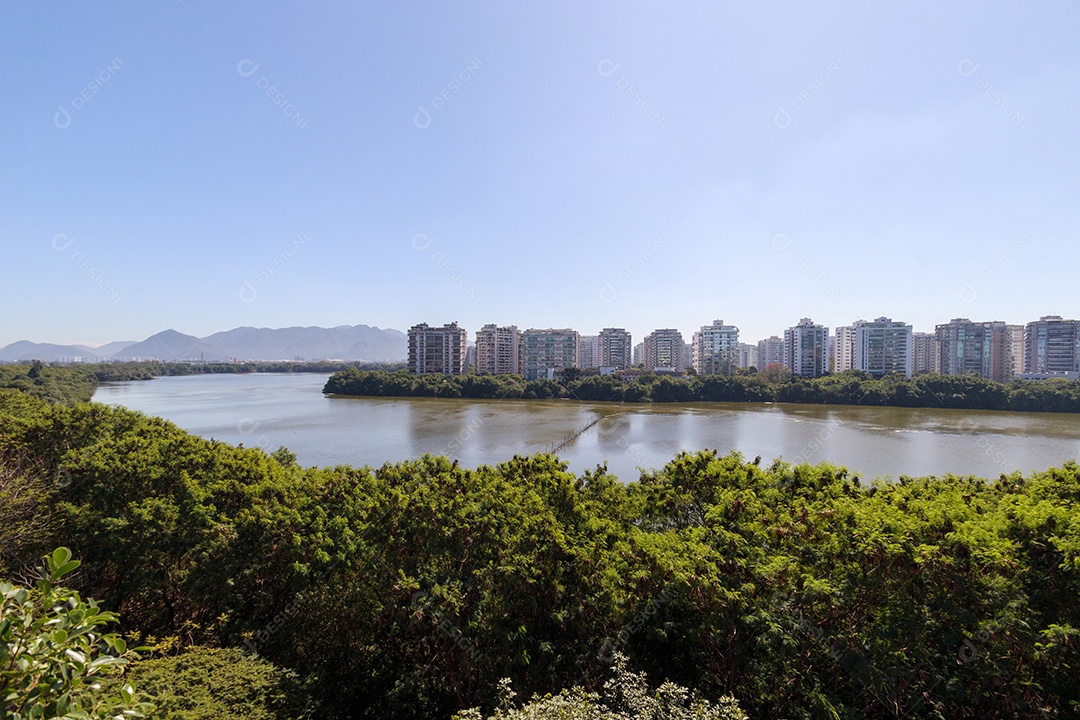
[93,373,1080,481]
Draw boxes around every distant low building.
[1017,371,1080,380]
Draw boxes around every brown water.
[94,373,1080,482]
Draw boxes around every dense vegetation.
[325,367,1080,412]
[0,361,99,404]
[3,382,1080,717]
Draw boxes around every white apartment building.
[783,318,828,378]
[475,324,521,375]
[692,320,739,375]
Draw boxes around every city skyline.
[406,312,1079,381]
[4,4,1078,348]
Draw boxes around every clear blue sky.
[3,2,1078,348]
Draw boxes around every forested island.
[2,367,1079,717]
[325,367,1080,413]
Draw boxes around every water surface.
[93,373,1080,482]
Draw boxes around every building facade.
[598,328,633,370]
[521,328,580,380]
[783,318,829,378]
[855,317,912,378]
[642,328,686,372]
[692,320,739,375]
[756,336,785,370]
[832,322,864,373]
[910,332,940,375]
[475,324,520,375]
[1005,324,1024,380]
[1025,315,1080,374]
[737,342,759,370]
[577,335,599,370]
[935,318,1011,383]
[407,322,467,375]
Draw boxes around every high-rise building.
[521,328,579,380]
[577,335,599,369]
[692,320,739,375]
[911,332,940,375]
[1005,325,1024,381]
[643,329,685,372]
[829,323,864,375]
[737,342,759,370]
[407,322,467,375]
[935,318,1012,383]
[855,317,912,378]
[598,328,632,370]
[832,321,864,373]
[475,324,520,375]
[783,318,829,378]
[1025,315,1080,374]
[757,336,785,370]
[632,342,644,367]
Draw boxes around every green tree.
[1,548,152,718]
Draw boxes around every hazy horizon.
[5,3,1078,348]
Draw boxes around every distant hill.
[2,325,407,363]
[202,325,406,361]
[94,340,137,356]
[0,341,103,362]
[113,330,224,362]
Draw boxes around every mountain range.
[0,325,407,363]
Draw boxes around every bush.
[1,548,152,718]
[454,654,746,720]
[122,646,312,719]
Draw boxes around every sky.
[3,2,1078,349]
